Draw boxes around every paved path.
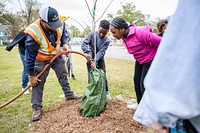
[71,45,134,61]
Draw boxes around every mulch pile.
[30,99,148,133]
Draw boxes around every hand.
[85,54,92,61]
[29,76,41,87]
[62,44,69,54]
[91,62,96,69]
[152,121,169,133]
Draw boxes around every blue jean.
[20,53,29,88]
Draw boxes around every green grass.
[0,46,142,133]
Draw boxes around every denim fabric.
[20,53,29,88]
[142,0,200,132]
[133,92,152,127]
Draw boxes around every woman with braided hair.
[110,18,162,107]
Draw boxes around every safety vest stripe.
[33,23,49,53]
[24,27,41,45]
[30,23,49,53]
[24,19,63,61]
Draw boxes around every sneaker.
[32,109,42,121]
[127,103,138,110]
[22,88,29,94]
[71,74,76,80]
[66,95,82,100]
[106,91,112,101]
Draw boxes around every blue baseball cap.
[39,5,62,29]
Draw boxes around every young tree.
[81,26,91,37]
[69,25,81,38]
[84,0,114,62]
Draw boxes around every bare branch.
[84,0,93,18]
[96,0,113,22]
[18,0,25,14]
[82,21,90,28]
[70,17,86,31]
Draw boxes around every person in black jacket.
[6,29,30,94]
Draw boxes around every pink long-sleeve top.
[122,24,162,64]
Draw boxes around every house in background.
[0,24,11,45]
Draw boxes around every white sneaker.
[127,103,138,109]
[106,91,111,101]
[22,88,29,94]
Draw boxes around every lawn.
[0,46,138,133]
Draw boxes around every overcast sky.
[7,0,179,30]
[38,0,178,30]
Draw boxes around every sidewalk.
[71,45,134,61]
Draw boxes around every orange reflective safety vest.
[24,18,63,61]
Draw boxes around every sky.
[7,0,179,31]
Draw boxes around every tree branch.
[70,17,86,31]
[84,0,93,18]
[96,0,113,22]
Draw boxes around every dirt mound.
[30,99,148,133]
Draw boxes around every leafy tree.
[81,26,91,37]
[107,2,163,32]
[1,12,22,39]
[107,2,150,26]
[2,0,41,38]
[8,0,41,26]
[0,1,8,24]
[68,25,81,38]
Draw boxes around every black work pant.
[133,60,152,104]
[86,60,108,92]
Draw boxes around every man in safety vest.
[24,5,81,121]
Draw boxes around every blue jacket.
[6,29,26,55]
[81,31,110,63]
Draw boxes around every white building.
[0,24,11,45]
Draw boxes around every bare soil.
[30,99,149,133]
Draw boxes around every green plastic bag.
[80,68,107,117]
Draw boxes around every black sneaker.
[32,109,42,121]
[66,95,82,100]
